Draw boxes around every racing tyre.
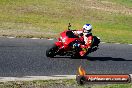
[89,36,100,52]
[92,36,100,47]
[46,44,58,58]
[71,53,82,59]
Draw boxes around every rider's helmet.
[83,24,92,34]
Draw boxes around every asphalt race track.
[0,38,132,77]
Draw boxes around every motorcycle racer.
[46,23,100,58]
[73,24,93,56]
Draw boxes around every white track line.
[47,38,54,40]
[101,42,106,44]
[0,75,76,82]
[0,74,132,82]
[30,38,40,39]
[4,37,132,46]
[115,43,121,44]
[8,37,15,39]
[128,44,132,46]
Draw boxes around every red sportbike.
[46,24,100,58]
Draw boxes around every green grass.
[0,0,131,43]
[103,0,132,7]
[0,79,132,88]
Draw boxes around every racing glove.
[73,43,80,49]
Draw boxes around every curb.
[46,39,132,45]
[0,35,131,45]
[4,37,132,45]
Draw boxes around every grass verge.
[0,79,131,88]
[0,0,131,44]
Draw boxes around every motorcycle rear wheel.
[92,36,100,47]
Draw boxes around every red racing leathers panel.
[73,29,93,56]
[73,29,93,48]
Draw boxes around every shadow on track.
[52,56,132,61]
[86,56,132,61]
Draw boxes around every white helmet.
[83,24,92,33]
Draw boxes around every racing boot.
[79,48,88,57]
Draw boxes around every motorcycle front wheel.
[46,44,58,58]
